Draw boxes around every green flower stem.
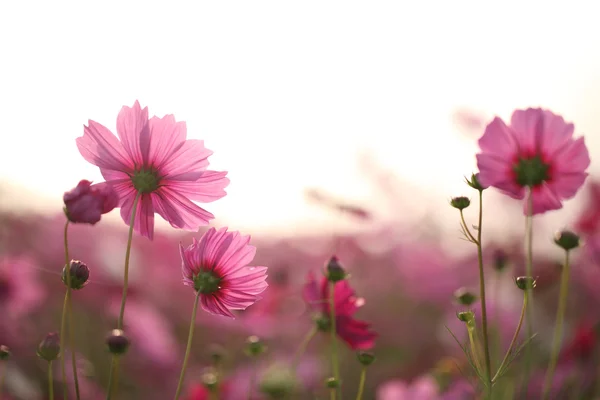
[475,190,492,393]
[542,250,571,400]
[523,189,535,389]
[0,360,6,399]
[329,282,340,399]
[330,388,336,400]
[107,191,141,400]
[355,366,367,400]
[492,291,528,383]
[49,360,54,400]
[467,323,483,374]
[292,327,318,371]
[174,291,201,400]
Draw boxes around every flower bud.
[37,332,60,362]
[493,249,508,272]
[454,288,477,306]
[450,196,470,210]
[313,313,331,332]
[357,351,375,366]
[201,368,219,391]
[465,173,487,191]
[106,329,129,355]
[326,377,340,388]
[62,260,90,290]
[0,345,10,360]
[244,336,266,357]
[456,311,475,323]
[208,344,226,365]
[554,230,581,251]
[515,276,536,291]
[63,180,119,225]
[325,256,346,282]
[259,364,296,398]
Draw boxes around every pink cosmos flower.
[179,227,268,318]
[575,181,600,236]
[302,271,377,350]
[476,108,590,215]
[63,180,118,224]
[76,101,229,239]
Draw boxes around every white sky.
[1,1,600,238]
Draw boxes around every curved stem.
[60,220,71,400]
[329,282,340,399]
[106,192,141,400]
[355,366,367,400]
[459,210,478,244]
[292,327,318,371]
[523,189,535,390]
[542,250,571,399]
[174,292,201,400]
[49,360,54,400]
[492,291,528,383]
[467,323,483,374]
[475,190,492,393]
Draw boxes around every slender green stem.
[174,292,201,400]
[68,291,80,399]
[542,250,571,399]
[459,210,478,244]
[467,323,483,374]
[60,220,71,400]
[330,388,336,400]
[355,366,367,400]
[107,191,141,400]
[492,292,528,383]
[522,189,535,391]
[49,360,54,400]
[475,190,492,394]
[329,282,340,399]
[292,327,318,371]
[0,361,6,399]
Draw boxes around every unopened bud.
[106,329,129,355]
[313,313,331,332]
[245,335,266,357]
[325,256,346,282]
[62,260,90,290]
[465,173,487,191]
[450,196,470,210]
[554,230,581,251]
[326,377,340,388]
[454,288,477,306]
[37,332,60,362]
[201,368,219,390]
[493,249,509,272]
[456,311,475,323]
[515,276,536,291]
[357,351,375,366]
[0,345,9,360]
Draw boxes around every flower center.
[193,271,222,294]
[131,169,160,194]
[513,155,550,187]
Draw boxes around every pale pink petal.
[548,173,588,200]
[147,115,187,167]
[478,117,517,157]
[77,120,133,172]
[200,294,235,318]
[116,101,150,167]
[528,185,563,215]
[476,153,514,187]
[552,137,591,174]
[164,171,229,202]
[151,187,214,231]
[160,139,213,178]
[120,193,155,239]
[490,178,524,199]
[510,108,544,153]
[539,110,575,157]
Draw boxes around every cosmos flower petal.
[120,193,155,239]
[200,295,235,318]
[478,117,517,157]
[116,101,150,167]
[547,173,588,201]
[336,315,377,350]
[147,115,187,168]
[476,153,514,189]
[152,188,215,231]
[161,139,214,179]
[165,171,230,202]
[77,120,133,171]
[539,110,575,157]
[528,184,563,215]
[552,137,591,174]
[510,108,544,153]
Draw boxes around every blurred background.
[2,1,600,399]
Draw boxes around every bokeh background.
[2,1,600,399]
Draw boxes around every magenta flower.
[476,108,590,214]
[179,227,268,318]
[303,271,377,350]
[76,101,229,239]
[63,180,118,224]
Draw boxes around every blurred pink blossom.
[63,180,118,225]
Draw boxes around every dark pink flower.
[575,181,600,236]
[63,180,118,224]
[179,227,268,318]
[302,271,377,350]
[76,101,229,239]
[476,108,590,215]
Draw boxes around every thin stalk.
[49,361,54,400]
[60,220,71,400]
[475,190,492,392]
[523,189,535,390]
[330,388,336,400]
[492,291,528,383]
[174,292,201,400]
[291,327,318,371]
[0,361,6,399]
[355,366,367,400]
[460,210,478,244]
[68,292,80,399]
[329,282,340,399]
[106,191,141,400]
[542,250,571,399]
[467,323,483,374]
